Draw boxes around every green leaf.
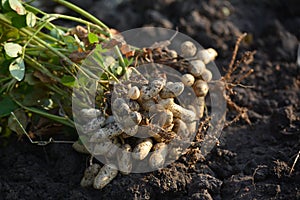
[9,57,25,81]
[0,95,19,117]
[61,75,75,87]
[11,14,26,28]
[1,0,11,11]
[4,42,22,57]
[50,28,64,39]
[26,12,36,27]
[5,28,20,40]
[88,32,99,44]
[8,0,26,15]
[63,35,78,52]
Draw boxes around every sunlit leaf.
[4,42,22,57]
[9,57,25,81]
[26,12,36,27]
[88,32,99,44]
[8,0,26,15]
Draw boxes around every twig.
[289,150,300,175]
[226,33,247,80]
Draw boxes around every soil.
[0,0,299,199]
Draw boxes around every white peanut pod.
[196,48,218,64]
[149,104,172,127]
[112,98,131,115]
[106,137,120,158]
[138,98,156,111]
[149,143,168,169]
[193,79,209,97]
[173,119,190,138]
[90,122,123,142]
[93,164,118,190]
[201,68,213,82]
[128,86,140,100]
[80,163,101,187]
[160,82,184,99]
[168,49,178,58]
[128,100,140,111]
[189,60,205,77]
[193,96,205,118]
[159,98,196,123]
[140,77,166,100]
[163,109,174,127]
[167,146,183,161]
[117,144,132,175]
[181,41,197,57]
[80,108,102,119]
[132,138,153,160]
[82,117,106,133]
[123,124,139,137]
[72,140,90,154]
[92,139,113,155]
[181,74,195,86]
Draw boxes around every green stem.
[24,55,61,82]
[12,98,75,128]
[50,14,109,37]
[53,0,111,37]
[22,16,55,58]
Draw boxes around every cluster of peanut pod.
[73,41,218,189]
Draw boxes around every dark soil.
[1,0,299,199]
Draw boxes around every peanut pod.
[80,163,101,187]
[132,138,153,160]
[149,143,168,169]
[117,144,132,175]
[93,164,118,190]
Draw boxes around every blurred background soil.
[0,0,299,199]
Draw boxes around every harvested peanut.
[92,139,113,155]
[193,96,205,118]
[90,122,122,142]
[201,68,213,82]
[128,86,140,100]
[80,108,102,119]
[72,140,90,154]
[159,98,196,123]
[160,82,184,99]
[181,41,197,57]
[80,163,101,187]
[193,80,209,97]
[117,144,132,175]
[132,138,153,160]
[82,117,106,133]
[196,48,218,64]
[140,77,166,100]
[173,119,190,138]
[93,164,118,189]
[181,74,195,86]
[149,143,168,169]
[189,60,205,77]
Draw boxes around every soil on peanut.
[0,0,299,199]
